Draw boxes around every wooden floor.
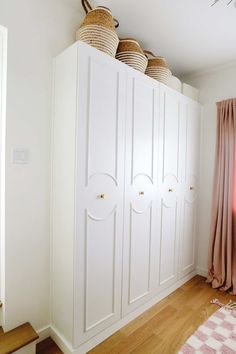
[37,276,235,354]
[36,337,63,354]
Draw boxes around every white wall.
[0,24,7,328]
[182,63,236,275]
[0,0,83,333]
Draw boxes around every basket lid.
[119,38,141,47]
[95,6,112,15]
[146,55,169,69]
[117,38,146,56]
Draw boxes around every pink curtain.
[207,98,236,294]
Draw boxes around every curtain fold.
[207,98,236,294]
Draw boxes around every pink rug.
[179,300,236,353]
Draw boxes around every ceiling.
[72,0,236,76]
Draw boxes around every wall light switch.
[12,148,29,164]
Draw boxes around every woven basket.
[76,0,119,57]
[116,39,148,73]
[145,51,171,85]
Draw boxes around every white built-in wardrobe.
[51,41,201,354]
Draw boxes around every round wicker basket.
[145,51,171,85]
[76,1,119,57]
[116,39,148,73]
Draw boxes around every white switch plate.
[12,148,29,164]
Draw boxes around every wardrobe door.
[74,45,126,346]
[122,72,159,315]
[179,100,200,278]
[157,85,184,291]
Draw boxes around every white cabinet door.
[179,100,200,278]
[74,46,126,345]
[122,72,159,315]
[157,85,184,291]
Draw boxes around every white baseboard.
[37,325,51,343]
[50,325,74,354]
[196,266,208,277]
[37,325,73,354]
[49,270,197,354]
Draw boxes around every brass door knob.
[168,188,174,192]
[139,191,145,196]
[99,193,107,199]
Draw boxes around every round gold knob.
[139,191,145,196]
[100,193,107,199]
[168,188,174,192]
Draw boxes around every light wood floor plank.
[88,276,235,354]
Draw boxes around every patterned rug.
[179,299,236,353]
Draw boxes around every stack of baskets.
[115,39,148,73]
[145,51,172,85]
[76,0,173,85]
[76,0,119,57]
